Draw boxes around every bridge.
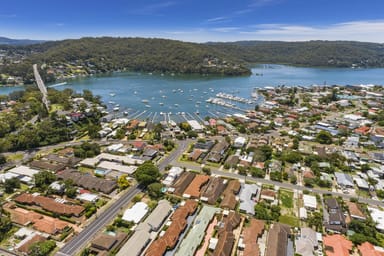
[33,64,49,111]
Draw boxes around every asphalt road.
[55,139,189,256]
[171,161,384,208]
[158,139,189,171]
[56,185,142,256]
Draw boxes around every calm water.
[1,64,384,121]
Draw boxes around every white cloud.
[129,1,176,15]
[238,20,384,42]
[205,16,231,24]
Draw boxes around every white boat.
[145,105,151,108]
[109,92,116,97]
[123,111,128,115]
[251,88,258,98]
[113,107,120,111]
[141,99,149,103]
[159,102,164,106]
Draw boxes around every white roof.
[300,207,307,219]
[8,165,39,177]
[0,172,19,183]
[106,143,124,152]
[368,207,384,231]
[97,160,137,175]
[187,120,204,131]
[80,153,144,167]
[168,166,183,177]
[303,194,317,209]
[77,193,99,202]
[122,202,149,223]
[234,136,246,145]
[344,114,364,121]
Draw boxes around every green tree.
[117,175,130,190]
[4,177,21,193]
[307,212,323,232]
[34,171,57,190]
[281,150,303,163]
[0,154,6,165]
[29,240,56,256]
[147,182,163,199]
[316,130,333,144]
[134,162,161,186]
[0,215,12,242]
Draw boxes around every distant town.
[0,76,384,256]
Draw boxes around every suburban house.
[325,198,347,233]
[265,223,291,256]
[207,140,229,163]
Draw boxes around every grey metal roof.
[334,172,354,187]
[239,184,259,215]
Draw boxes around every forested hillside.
[1,37,384,84]
[209,40,384,67]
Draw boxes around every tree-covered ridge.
[33,37,251,75]
[209,40,384,67]
[2,38,384,84]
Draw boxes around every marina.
[2,64,384,122]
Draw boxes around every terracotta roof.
[354,126,371,135]
[9,207,42,225]
[260,189,276,199]
[15,193,84,216]
[189,149,203,161]
[323,234,353,256]
[303,169,315,179]
[171,171,196,196]
[347,202,366,220]
[220,180,240,210]
[33,217,68,234]
[17,234,46,254]
[242,219,265,256]
[132,140,147,149]
[213,212,241,256]
[265,223,291,256]
[183,174,210,198]
[5,203,71,235]
[145,200,198,256]
[374,127,384,136]
[358,242,384,256]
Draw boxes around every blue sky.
[1,0,384,42]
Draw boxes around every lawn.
[279,215,300,227]
[6,153,23,162]
[50,104,63,113]
[280,189,294,209]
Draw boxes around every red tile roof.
[242,219,265,256]
[354,126,371,135]
[358,242,384,256]
[323,234,353,256]
[145,200,198,256]
[15,193,84,216]
[5,204,70,235]
[183,175,210,198]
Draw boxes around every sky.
[1,0,384,43]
